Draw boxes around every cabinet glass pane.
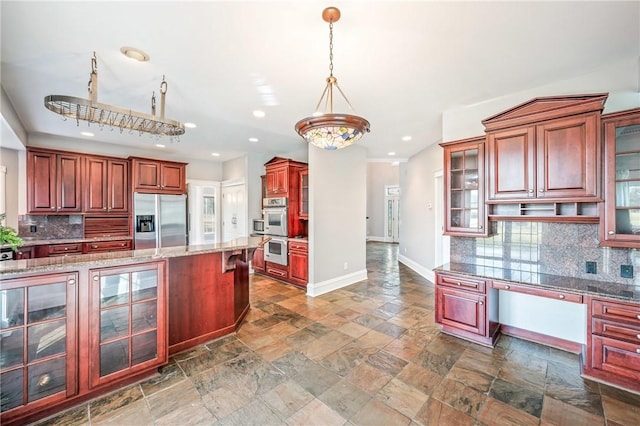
[1,288,24,329]
[451,191,462,209]
[450,151,463,169]
[101,306,130,342]
[466,189,479,208]
[615,209,640,235]
[1,369,23,411]
[27,357,65,402]
[0,328,24,369]
[27,320,66,362]
[615,180,640,207]
[28,282,65,323]
[467,210,479,228]
[451,171,463,190]
[132,270,157,302]
[132,331,157,366]
[132,301,157,334]
[101,274,130,307]
[616,153,640,180]
[465,149,478,169]
[450,210,462,228]
[615,124,640,152]
[100,339,129,377]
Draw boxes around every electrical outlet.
[620,265,633,278]
[30,225,37,233]
[585,261,597,274]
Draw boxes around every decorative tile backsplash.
[18,215,83,239]
[450,221,638,285]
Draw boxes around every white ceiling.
[1,1,639,163]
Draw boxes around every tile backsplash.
[450,221,638,285]
[18,215,83,239]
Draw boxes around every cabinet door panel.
[57,154,82,212]
[108,160,129,213]
[436,287,485,336]
[85,157,108,212]
[487,127,535,200]
[537,114,598,198]
[28,151,57,212]
[160,163,184,192]
[134,160,161,190]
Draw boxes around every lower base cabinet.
[288,240,308,287]
[435,271,499,347]
[583,296,640,393]
[0,261,167,425]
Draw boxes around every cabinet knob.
[68,279,75,285]
[528,189,534,194]
[504,285,510,289]
[478,301,483,305]
[637,315,640,320]
[478,225,483,229]
[92,245,98,249]
[608,231,615,235]
[558,294,565,299]
[103,207,107,210]
[93,276,100,282]
[64,247,69,251]
[637,348,640,354]
[539,188,545,193]
[636,334,640,340]
[457,282,461,286]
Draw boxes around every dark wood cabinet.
[88,261,167,388]
[584,297,640,393]
[299,169,309,219]
[83,239,132,253]
[441,137,487,236]
[434,271,498,347]
[600,108,640,248]
[35,243,83,258]
[288,240,308,287]
[252,247,265,273]
[0,272,78,422]
[84,156,129,214]
[263,157,308,238]
[266,165,288,196]
[265,261,288,280]
[483,94,606,203]
[15,246,34,259]
[27,149,82,214]
[130,157,187,194]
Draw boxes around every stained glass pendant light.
[295,7,370,150]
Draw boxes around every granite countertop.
[436,262,640,302]
[0,236,269,277]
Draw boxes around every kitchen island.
[0,236,267,426]
[434,262,640,394]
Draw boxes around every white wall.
[366,162,400,240]
[307,144,367,296]
[0,148,21,229]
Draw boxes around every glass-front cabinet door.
[601,109,640,248]
[441,136,488,236]
[299,169,309,219]
[89,261,166,388]
[0,273,77,416]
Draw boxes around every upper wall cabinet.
[441,137,488,236]
[84,156,129,214]
[27,149,82,214]
[483,94,607,203]
[130,157,187,195]
[600,108,640,248]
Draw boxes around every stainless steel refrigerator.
[134,193,188,249]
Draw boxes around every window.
[203,196,215,234]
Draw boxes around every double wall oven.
[262,197,288,266]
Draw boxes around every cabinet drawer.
[593,318,640,344]
[266,264,287,278]
[437,273,486,293]
[591,335,640,380]
[288,241,308,252]
[83,240,132,253]
[491,280,582,303]
[48,243,82,256]
[592,299,640,326]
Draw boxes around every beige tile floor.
[36,242,640,425]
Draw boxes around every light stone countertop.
[0,236,269,277]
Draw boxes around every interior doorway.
[187,180,220,245]
[221,180,247,242]
[384,185,400,243]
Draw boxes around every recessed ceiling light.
[392,161,400,166]
[156,144,165,148]
[249,137,259,142]
[184,122,197,128]
[388,152,396,156]
[253,110,266,118]
[81,131,94,137]
[211,152,220,157]
[401,136,412,141]
[120,46,150,62]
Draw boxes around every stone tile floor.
[36,242,640,425]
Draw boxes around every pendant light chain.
[328,21,334,77]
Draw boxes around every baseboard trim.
[398,254,435,283]
[500,324,582,354]
[306,269,368,297]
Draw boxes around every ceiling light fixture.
[294,7,370,150]
[402,136,412,142]
[81,131,94,137]
[253,110,266,118]
[249,137,259,142]
[44,52,185,140]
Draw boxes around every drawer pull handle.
[64,247,69,251]
[558,294,565,299]
[637,315,640,320]
[457,282,462,286]
[504,285,510,290]
[608,231,615,235]
[637,349,640,354]
[92,245,98,249]
[637,334,640,340]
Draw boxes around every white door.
[384,185,400,243]
[222,181,247,242]
[187,180,220,245]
